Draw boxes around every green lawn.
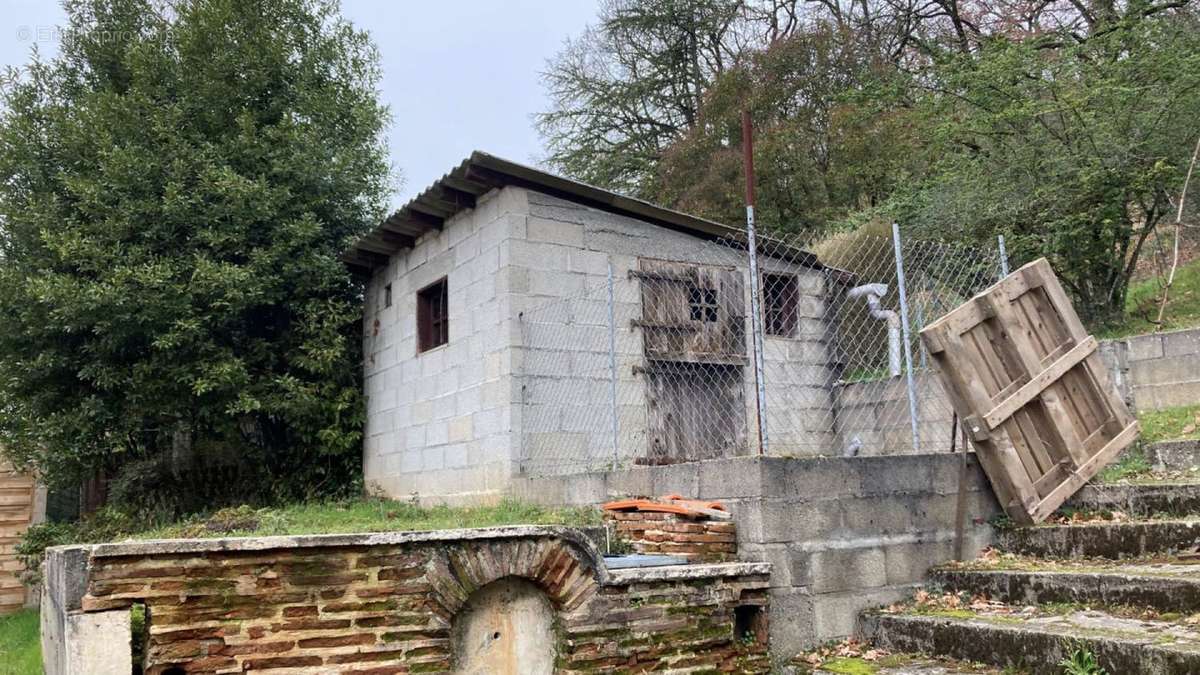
[1097,259,1200,338]
[0,609,40,675]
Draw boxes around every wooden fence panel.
[0,460,36,614]
[921,258,1138,524]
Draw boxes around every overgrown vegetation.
[1096,449,1154,484]
[1099,259,1200,338]
[1137,405,1200,445]
[15,498,602,580]
[0,0,390,514]
[0,609,39,675]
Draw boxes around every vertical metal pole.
[607,262,619,471]
[892,222,921,453]
[743,110,769,455]
[997,234,1010,278]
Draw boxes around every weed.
[1058,642,1108,675]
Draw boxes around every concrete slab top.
[50,524,772,589]
[894,606,1200,649]
[606,561,771,585]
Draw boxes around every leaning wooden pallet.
[921,258,1138,524]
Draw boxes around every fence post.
[746,212,770,455]
[998,234,1010,278]
[892,222,921,453]
[607,261,619,471]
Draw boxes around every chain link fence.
[516,224,1006,476]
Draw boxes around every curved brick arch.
[426,536,600,624]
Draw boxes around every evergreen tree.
[0,0,391,511]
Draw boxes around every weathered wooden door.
[634,258,749,462]
[920,258,1138,524]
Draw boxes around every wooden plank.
[1028,421,1140,522]
[981,336,1097,429]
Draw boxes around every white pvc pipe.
[847,283,901,378]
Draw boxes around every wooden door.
[920,258,1138,524]
[643,362,748,464]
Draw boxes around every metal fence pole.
[607,261,619,471]
[998,234,1010,278]
[892,222,921,452]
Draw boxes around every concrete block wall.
[1101,327,1200,412]
[835,373,957,455]
[512,452,1000,659]
[760,271,840,456]
[515,190,837,472]
[362,187,530,501]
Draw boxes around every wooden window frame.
[688,285,720,322]
[762,273,798,337]
[416,277,449,353]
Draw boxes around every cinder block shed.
[346,152,838,502]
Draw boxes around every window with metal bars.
[417,277,448,352]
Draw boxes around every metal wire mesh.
[516,225,1003,476]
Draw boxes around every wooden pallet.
[921,258,1138,524]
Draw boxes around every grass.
[1097,447,1153,483]
[1136,404,1200,445]
[131,497,603,540]
[1097,259,1200,338]
[0,609,40,675]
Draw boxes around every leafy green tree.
[0,0,390,510]
[537,0,745,194]
[892,8,1200,324]
[652,23,924,237]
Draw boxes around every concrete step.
[1144,440,1200,472]
[862,605,1200,675]
[996,518,1200,559]
[809,657,1005,674]
[1066,481,1200,517]
[930,559,1200,613]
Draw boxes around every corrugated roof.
[343,151,820,271]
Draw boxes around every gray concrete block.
[1133,381,1200,411]
[1128,355,1199,386]
[698,457,763,500]
[1161,328,1200,358]
[1125,333,1164,361]
[809,546,888,593]
[812,586,913,644]
[649,461,701,498]
[767,586,816,660]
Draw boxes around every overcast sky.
[0,0,599,209]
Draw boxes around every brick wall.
[606,511,737,563]
[44,526,771,674]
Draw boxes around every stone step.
[1144,440,1200,472]
[930,559,1200,613]
[810,657,1004,674]
[862,606,1200,675]
[1066,482,1200,517]
[996,518,1200,559]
